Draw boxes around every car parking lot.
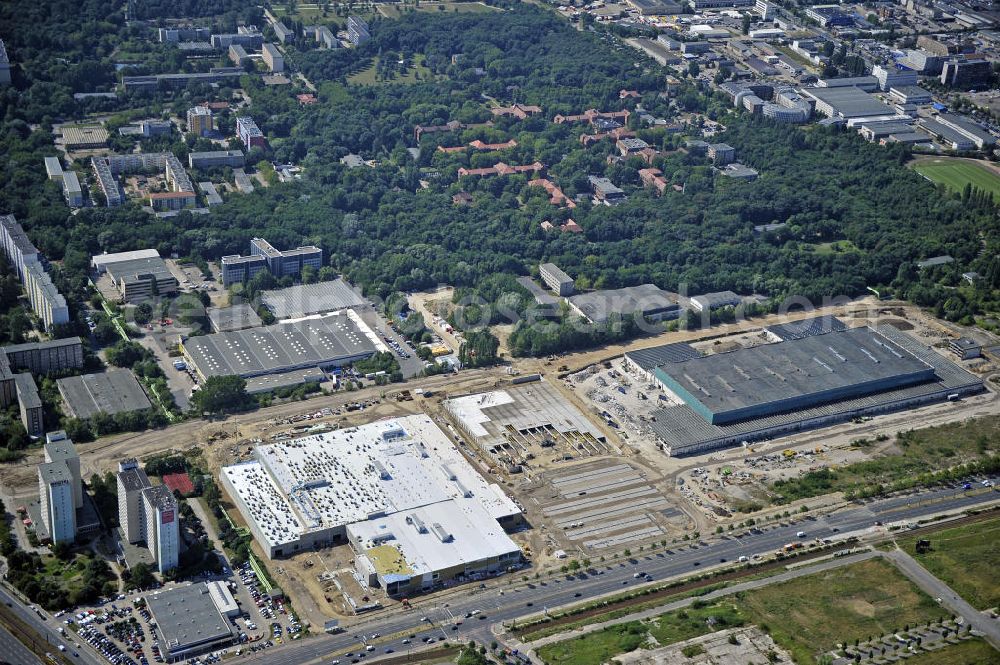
[60,559,303,665]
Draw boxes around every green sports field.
[912,159,1000,199]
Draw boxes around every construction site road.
[0,366,509,491]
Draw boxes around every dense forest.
[0,0,997,362]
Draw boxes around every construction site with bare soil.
[1,297,996,634]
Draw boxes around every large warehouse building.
[628,320,983,455]
[181,310,384,381]
[260,278,367,320]
[220,415,522,596]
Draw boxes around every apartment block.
[188,150,245,169]
[228,44,250,68]
[4,338,85,374]
[0,214,39,280]
[24,262,69,330]
[44,434,82,509]
[0,39,10,86]
[347,16,370,46]
[539,262,575,296]
[14,373,42,438]
[117,459,151,544]
[187,106,214,136]
[142,485,180,574]
[273,22,293,43]
[236,116,266,150]
[0,215,69,330]
[62,171,83,207]
[262,43,284,73]
[38,460,75,544]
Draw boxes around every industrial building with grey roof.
[641,322,983,455]
[182,310,382,381]
[260,278,367,320]
[57,369,152,419]
[568,284,680,324]
[803,86,895,119]
[145,583,238,661]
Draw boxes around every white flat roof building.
[221,415,522,574]
[206,580,239,617]
[91,248,162,272]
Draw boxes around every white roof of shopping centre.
[221,415,520,551]
[348,499,520,578]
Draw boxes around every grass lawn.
[903,639,999,665]
[895,517,1000,610]
[537,600,744,665]
[770,415,1000,504]
[537,559,941,665]
[913,158,1000,199]
[647,601,745,644]
[379,1,500,18]
[348,54,433,86]
[739,558,940,663]
[537,621,648,665]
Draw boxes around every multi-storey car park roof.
[652,326,935,425]
[647,324,983,455]
[182,310,382,379]
[444,378,607,456]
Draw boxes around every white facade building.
[38,461,76,544]
[142,485,180,574]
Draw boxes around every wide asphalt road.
[244,479,999,665]
[0,621,41,665]
[0,582,101,665]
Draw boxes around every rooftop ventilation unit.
[406,513,428,533]
[430,522,453,542]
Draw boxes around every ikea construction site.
[192,304,996,625]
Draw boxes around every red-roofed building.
[561,219,583,233]
[639,167,668,195]
[529,178,576,209]
[452,191,474,206]
[162,472,195,496]
[437,139,518,153]
[296,93,317,105]
[619,89,641,99]
[554,109,631,125]
[580,127,635,146]
[468,139,518,151]
[458,161,544,178]
[491,103,542,119]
